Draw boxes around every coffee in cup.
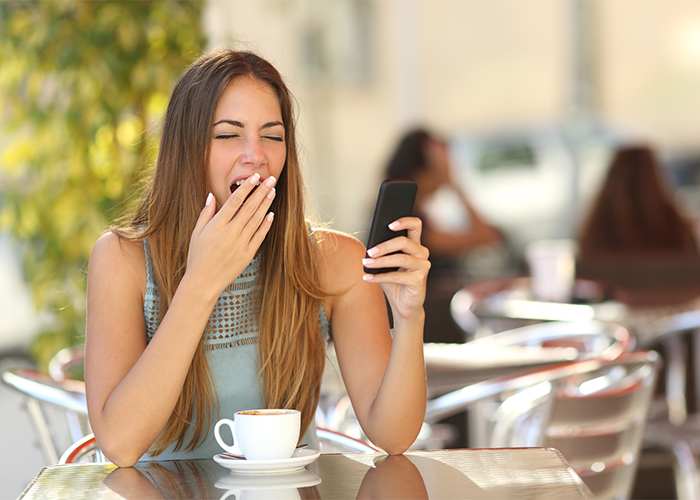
[214,409,301,460]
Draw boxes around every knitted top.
[138,238,329,461]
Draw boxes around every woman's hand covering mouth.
[230,176,262,194]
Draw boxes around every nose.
[241,137,266,168]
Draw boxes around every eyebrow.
[212,119,284,129]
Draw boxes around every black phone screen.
[364,179,418,274]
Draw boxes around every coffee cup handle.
[219,489,241,500]
[214,418,242,455]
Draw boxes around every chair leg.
[25,398,59,464]
[66,410,86,444]
[663,335,688,425]
[645,424,700,500]
[671,440,700,500]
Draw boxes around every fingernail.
[363,274,374,281]
[266,212,275,223]
[367,247,379,257]
[250,173,261,184]
[362,258,375,266]
[388,221,400,230]
[206,193,214,206]
[265,176,276,187]
[266,187,276,200]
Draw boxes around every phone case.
[364,179,418,274]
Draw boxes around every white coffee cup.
[214,409,301,460]
[219,488,300,500]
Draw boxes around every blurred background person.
[576,144,700,305]
[386,128,503,278]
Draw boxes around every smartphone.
[364,179,418,274]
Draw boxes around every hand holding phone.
[364,179,418,274]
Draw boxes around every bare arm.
[85,175,276,466]
[319,218,429,454]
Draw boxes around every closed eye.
[263,135,284,142]
[214,134,240,140]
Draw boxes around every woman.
[576,144,700,306]
[578,145,699,261]
[85,49,429,467]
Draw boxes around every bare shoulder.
[313,228,366,266]
[312,228,366,291]
[89,231,146,296]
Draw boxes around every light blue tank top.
[139,239,329,461]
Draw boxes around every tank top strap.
[143,238,160,340]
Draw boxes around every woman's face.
[425,138,450,181]
[209,76,287,210]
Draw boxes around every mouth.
[230,176,264,206]
[230,177,263,195]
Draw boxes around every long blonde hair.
[116,50,327,454]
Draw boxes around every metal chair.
[2,366,89,464]
[425,351,660,500]
[455,319,632,358]
[449,276,626,337]
[48,345,85,383]
[630,308,700,500]
[632,309,700,423]
[451,285,700,500]
[58,433,105,464]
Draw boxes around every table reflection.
[102,460,322,500]
[356,455,428,499]
[104,461,221,499]
[215,469,321,500]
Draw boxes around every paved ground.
[0,357,49,500]
[0,234,54,498]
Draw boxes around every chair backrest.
[2,367,89,464]
[461,320,633,360]
[316,427,379,454]
[58,433,107,464]
[450,276,628,336]
[2,367,87,413]
[48,345,85,383]
[628,308,700,426]
[425,351,659,500]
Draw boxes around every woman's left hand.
[361,216,430,321]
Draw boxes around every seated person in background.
[384,128,502,275]
[577,144,700,304]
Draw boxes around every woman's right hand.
[185,173,277,299]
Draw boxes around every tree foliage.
[0,0,206,368]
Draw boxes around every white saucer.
[215,468,321,489]
[213,448,321,474]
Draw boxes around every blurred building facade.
[203,0,700,240]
